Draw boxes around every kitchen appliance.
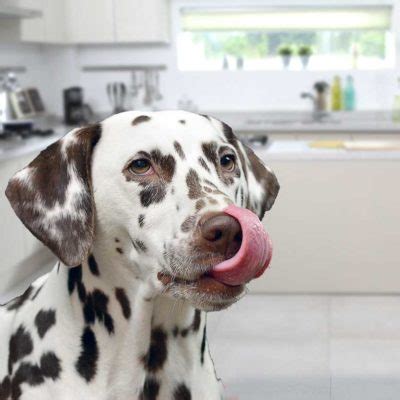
[63,86,89,125]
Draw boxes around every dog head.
[6,111,279,311]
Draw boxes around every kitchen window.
[177,5,394,71]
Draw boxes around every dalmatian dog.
[0,111,279,400]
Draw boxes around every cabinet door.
[114,0,170,43]
[66,0,114,43]
[20,0,68,43]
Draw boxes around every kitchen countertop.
[205,110,400,133]
[255,140,400,161]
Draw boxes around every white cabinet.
[20,0,170,44]
[65,0,114,43]
[114,0,169,43]
[20,0,67,43]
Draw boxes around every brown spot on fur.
[140,183,167,207]
[150,149,176,182]
[195,199,205,211]
[174,141,186,160]
[186,169,203,200]
[198,157,210,172]
[201,142,218,169]
[181,215,196,233]
[132,115,151,126]
[208,197,218,205]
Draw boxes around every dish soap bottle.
[344,75,356,111]
[392,77,400,122]
[331,76,342,111]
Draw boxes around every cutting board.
[309,140,400,151]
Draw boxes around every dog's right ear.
[5,124,101,267]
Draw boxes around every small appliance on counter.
[63,86,92,125]
[0,72,47,136]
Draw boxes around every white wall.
[1,0,399,116]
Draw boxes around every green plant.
[298,45,313,57]
[278,44,293,56]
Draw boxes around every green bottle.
[331,76,342,111]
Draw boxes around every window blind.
[181,6,392,32]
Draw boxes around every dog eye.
[220,154,236,172]
[129,158,152,175]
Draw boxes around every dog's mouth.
[157,271,245,311]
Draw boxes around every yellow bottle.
[331,76,342,111]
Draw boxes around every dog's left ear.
[5,124,101,267]
[243,144,280,220]
[217,119,279,220]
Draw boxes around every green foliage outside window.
[191,30,386,59]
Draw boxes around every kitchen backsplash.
[0,42,398,116]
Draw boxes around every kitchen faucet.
[301,81,330,122]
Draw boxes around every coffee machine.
[63,87,87,125]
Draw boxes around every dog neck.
[54,240,221,399]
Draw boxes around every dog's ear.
[5,124,101,267]
[216,119,279,220]
[242,144,280,220]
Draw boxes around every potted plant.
[298,45,313,69]
[278,45,293,68]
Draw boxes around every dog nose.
[199,213,242,259]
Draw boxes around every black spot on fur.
[8,325,33,375]
[115,288,131,320]
[173,383,192,400]
[133,240,147,253]
[34,309,56,339]
[68,266,86,302]
[174,141,186,160]
[172,326,179,338]
[83,289,114,334]
[142,327,168,373]
[6,286,33,311]
[192,310,201,332]
[138,214,145,227]
[179,119,186,124]
[75,327,98,382]
[0,376,11,400]
[40,352,61,380]
[132,115,151,125]
[139,377,160,400]
[88,254,100,276]
[116,247,123,254]
[200,325,207,364]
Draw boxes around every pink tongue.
[209,204,272,286]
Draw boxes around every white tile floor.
[207,295,400,400]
